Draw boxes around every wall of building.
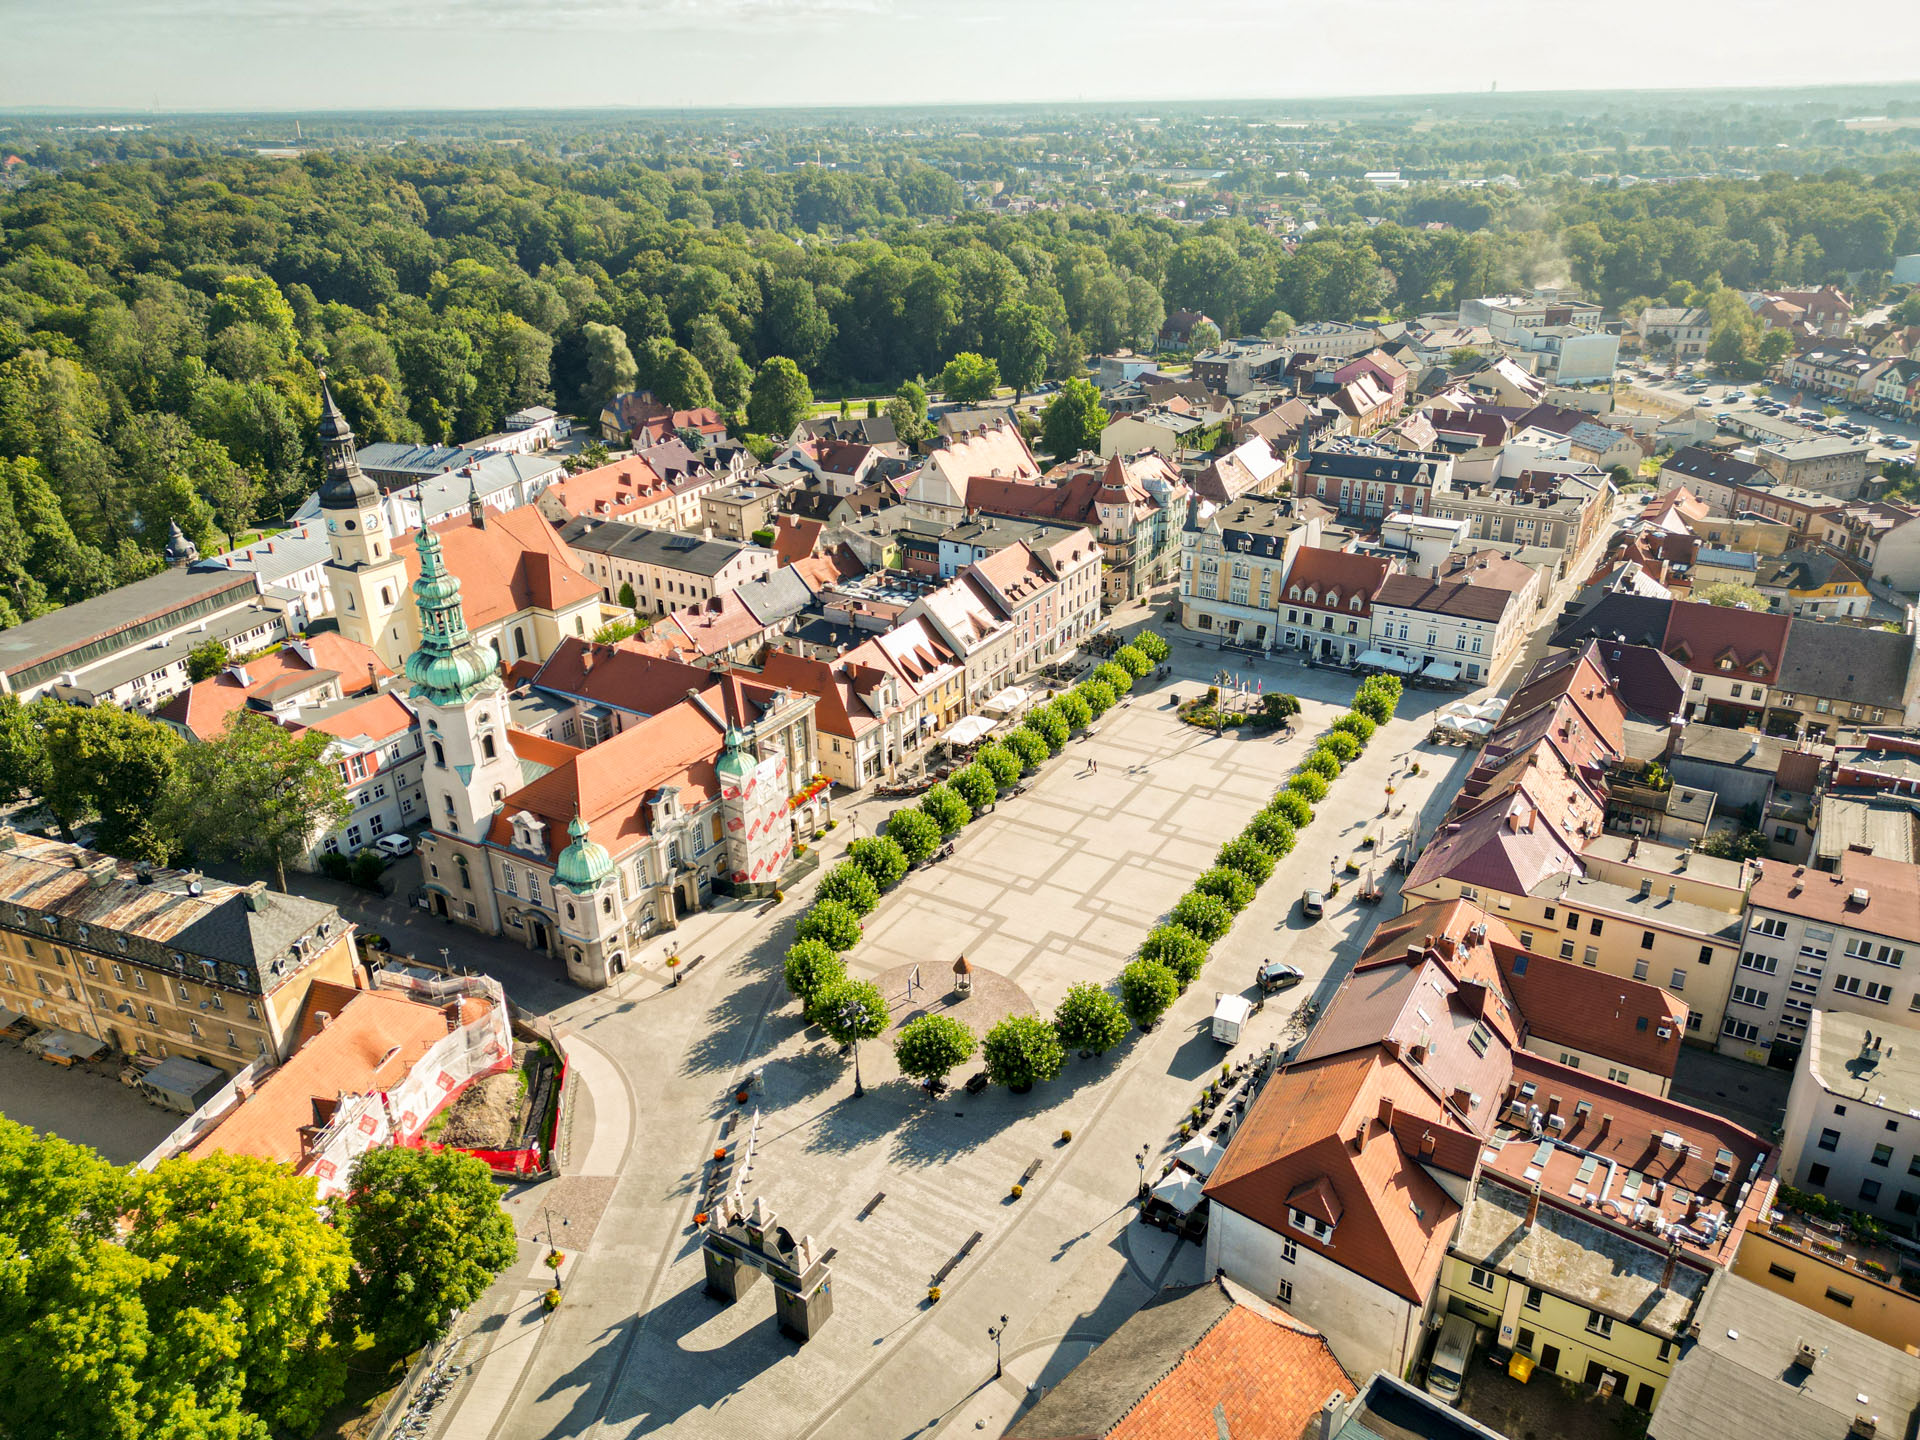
[1205,1205,1427,1381]
[1731,1229,1920,1349]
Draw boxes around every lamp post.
[989,1314,1009,1380]
[838,999,867,1098]
[1136,1147,1149,1198]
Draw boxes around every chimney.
[315,1011,333,1030]
[1450,1086,1473,1113]
[1420,1131,1437,1158]
[1597,1112,1612,1139]
[1409,1042,1430,1064]
[1377,1096,1396,1130]
[1660,1240,1680,1290]
[1525,1183,1542,1229]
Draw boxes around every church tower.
[318,377,410,666]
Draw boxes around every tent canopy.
[980,685,1030,719]
[939,715,997,748]
[1356,649,1420,674]
[1151,1171,1206,1214]
[27,1028,107,1062]
[1174,1134,1223,1177]
[1424,661,1462,682]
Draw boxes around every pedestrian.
[1092,758,1098,774]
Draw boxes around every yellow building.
[1404,870,1745,1046]
[1733,1223,1920,1351]
[0,830,356,1076]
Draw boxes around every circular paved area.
[871,958,1036,1038]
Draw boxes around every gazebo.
[951,955,974,997]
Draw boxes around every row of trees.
[782,635,1171,1090]
[0,695,351,888]
[0,1119,516,1440]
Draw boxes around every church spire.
[403,524,499,706]
[317,373,379,511]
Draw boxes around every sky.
[2,0,1917,112]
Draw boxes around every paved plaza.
[415,627,1490,1440]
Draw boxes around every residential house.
[970,452,1188,604]
[1753,550,1874,619]
[1493,944,1688,1096]
[1276,548,1396,664]
[1818,498,1920,589]
[1661,599,1790,728]
[904,421,1042,524]
[1753,285,1852,338]
[1004,1278,1355,1440]
[1778,1010,1920,1227]
[965,529,1103,675]
[1180,496,1323,650]
[1368,574,1529,686]
[559,520,775,616]
[1727,849,1920,1063]
[598,392,728,448]
[1302,436,1456,522]
[1429,465,1613,576]
[1191,341,1294,397]
[899,577,1020,715]
[1637,307,1712,359]
[155,633,391,742]
[0,829,356,1076]
[700,481,783,543]
[536,455,717,532]
[1099,401,1214,459]
[1768,621,1918,743]
[1754,438,1871,499]
[1191,435,1289,508]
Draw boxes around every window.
[1741,952,1778,974]
[1560,939,1576,960]
[1755,916,1788,938]
[1633,959,1649,981]
[1732,985,1770,1008]
[1834,975,1895,1004]
[1566,911,1581,930]
[1585,1311,1613,1338]
[1468,1266,1496,1292]
[1817,1129,1840,1151]
[1846,939,1906,968]
[1768,1263,1797,1282]
[1281,1238,1297,1264]
[1589,917,1604,936]
[1276,1278,1293,1305]
[1468,1022,1491,1057]
[1608,1067,1631,1084]
[1671,969,1687,990]
[1517,1326,1536,1354]
[1583,946,1598,967]
[1826,1287,1855,1307]
[1519,932,1534,950]
[1898,1192,1920,1216]
[1808,1162,1829,1185]
[1871,1144,1893,1168]
[1288,1208,1333,1241]
[1524,1286,1543,1312]
[1723,1016,1761,1042]
[1861,1179,1883,1203]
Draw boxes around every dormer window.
[1289,1208,1334,1241]
[1718,658,1733,671]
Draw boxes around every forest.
[2,108,1919,625]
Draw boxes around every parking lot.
[1620,363,1917,459]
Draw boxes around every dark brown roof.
[1375,575,1514,622]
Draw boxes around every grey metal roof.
[54,603,286,702]
[735,567,814,626]
[1777,621,1914,709]
[560,519,764,577]
[1649,1272,1920,1440]
[0,567,260,681]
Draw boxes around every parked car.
[1258,961,1305,993]
[1300,889,1325,920]
[373,834,415,858]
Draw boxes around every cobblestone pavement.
[420,628,1491,1440]
[0,1040,181,1163]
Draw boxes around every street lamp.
[1136,1147,1149,1198]
[543,1205,568,1291]
[989,1314,1009,1380]
[837,1000,867,1098]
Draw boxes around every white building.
[1369,572,1531,687]
[1779,1010,1918,1225]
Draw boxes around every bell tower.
[406,525,522,847]
[318,376,410,666]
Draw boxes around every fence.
[136,1054,275,1171]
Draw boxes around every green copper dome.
[555,813,614,891]
[715,724,757,783]
[404,524,499,706]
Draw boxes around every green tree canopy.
[1052,983,1129,1057]
[745,356,814,437]
[809,976,889,1044]
[937,351,1000,403]
[1039,377,1108,459]
[884,807,941,865]
[169,710,351,891]
[893,1013,976,1085]
[982,1013,1066,1090]
[846,835,909,890]
[1118,959,1179,1029]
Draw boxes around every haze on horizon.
[4,0,1918,114]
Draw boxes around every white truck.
[1210,993,1255,1045]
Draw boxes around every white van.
[1425,1315,1475,1405]
[1211,993,1254,1045]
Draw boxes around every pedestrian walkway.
[557,1033,628,1178]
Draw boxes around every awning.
[1173,1134,1223,1178]
[1152,1171,1206,1215]
[1458,717,1496,736]
[939,715,997,748]
[980,685,1030,718]
[0,1006,25,1032]
[1424,661,1462,682]
[1355,650,1420,675]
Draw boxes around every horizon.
[6,0,1920,114]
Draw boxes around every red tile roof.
[396,509,599,629]
[294,692,415,746]
[1282,547,1394,616]
[1660,598,1789,685]
[772,515,825,567]
[1494,945,1688,1078]
[155,634,391,740]
[1747,850,1920,946]
[1375,574,1514,621]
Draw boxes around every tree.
[1698,580,1767,609]
[1004,728,1049,770]
[1054,690,1092,731]
[0,693,51,806]
[1133,630,1170,663]
[808,976,888,1045]
[1113,643,1152,678]
[582,321,639,403]
[1194,865,1256,913]
[746,356,813,437]
[796,899,863,952]
[974,742,1022,789]
[1023,706,1069,752]
[1244,811,1296,858]
[1332,711,1375,744]
[1119,959,1179,1029]
[817,861,881,917]
[130,1152,352,1433]
[1323,730,1361,763]
[1448,346,1483,368]
[784,939,846,1005]
[920,782,972,835]
[1302,747,1342,780]
[1039,377,1108,459]
[937,352,999,403]
[1894,294,1920,327]
[1262,310,1296,339]
[1094,660,1133,695]
[340,1146,516,1356]
[618,581,638,611]
[893,1013,976,1086]
[993,301,1054,399]
[1078,677,1117,717]
[1269,790,1314,827]
[1139,923,1209,988]
[1756,329,1794,368]
[1052,983,1129,1057]
[1169,891,1234,943]
[41,705,182,865]
[1287,770,1329,803]
[635,339,714,412]
[1259,691,1298,727]
[847,835,909,891]
[170,711,350,891]
[949,763,997,812]
[982,1013,1066,1091]
[885,807,941,865]
[186,637,230,683]
[1188,320,1222,351]
[1216,835,1277,885]
[885,394,931,448]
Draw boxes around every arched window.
[431,740,445,767]
[380,586,393,606]
[346,594,356,611]
[1350,595,1363,612]
[491,785,505,803]
[1288,586,1301,600]
[482,734,497,760]
[566,903,577,921]
[445,795,458,819]
[454,854,470,889]
[514,628,528,660]
[602,895,613,915]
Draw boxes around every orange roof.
[1205,1049,1464,1303]
[1495,944,1688,1078]
[190,981,490,1168]
[396,509,599,630]
[155,634,391,740]
[539,457,674,521]
[294,692,415,746]
[772,515,825,566]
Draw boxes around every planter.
[542,1288,562,1313]
[694,1211,709,1226]
[1010,1183,1024,1199]
[713,1147,728,1161]
[1011,1081,1034,1095]
[735,1090,750,1104]
[927,1285,942,1303]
